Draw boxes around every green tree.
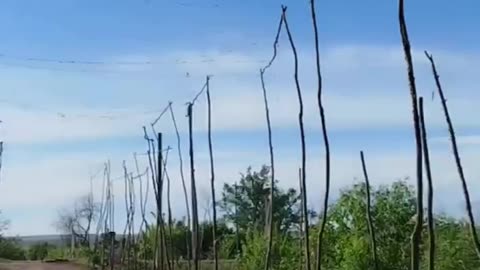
[239,229,300,270]
[28,242,54,261]
[320,180,415,269]
[139,219,234,261]
[0,211,9,237]
[0,238,26,260]
[430,216,480,269]
[0,211,25,260]
[220,166,311,234]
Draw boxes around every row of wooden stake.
[86,1,480,270]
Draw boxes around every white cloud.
[1,44,479,235]
[1,44,478,145]
[2,140,480,235]
[431,135,480,146]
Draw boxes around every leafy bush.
[239,229,300,270]
[0,238,26,260]
[28,242,56,260]
[45,247,68,261]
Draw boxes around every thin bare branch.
[122,161,131,266]
[398,1,424,269]
[282,6,311,270]
[161,148,173,270]
[205,76,219,270]
[299,168,305,270]
[0,142,4,183]
[189,82,208,106]
[260,8,284,270]
[134,153,149,270]
[164,158,175,270]
[169,103,192,269]
[151,102,173,127]
[360,151,379,270]
[309,1,332,269]
[424,51,480,259]
[418,97,436,270]
[187,102,200,270]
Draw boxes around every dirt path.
[0,261,88,270]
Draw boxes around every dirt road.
[0,261,88,270]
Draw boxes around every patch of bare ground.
[0,261,88,270]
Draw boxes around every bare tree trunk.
[418,97,436,270]
[360,151,379,270]
[157,133,164,270]
[134,153,150,270]
[169,104,192,270]
[160,150,173,270]
[298,168,305,270]
[187,103,200,270]
[0,142,3,184]
[424,51,480,259]
[309,1,332,269]
[259,9,283,270]
[234,183,240,256]
[143,127,159,270]
[282,6,311,270]
[122,162,131,268]
[205,76,219,270]
[398,1,424,269]
[95,164,108,270]
[165,164,175,270]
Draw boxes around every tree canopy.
[219,165,314,233]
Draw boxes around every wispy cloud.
[431,135,480,146]
[1,44,479,235]
[1,44,478,145]
[2,141,480,235]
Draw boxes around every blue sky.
[0,0,479,235]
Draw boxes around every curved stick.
[187,103,200,270]
[424,51,480,259]
[164,160,175,270]
[283,6,311,270]
[398,1,424,269]
[309,1,332,269]
[134,153,149,270]
[260,8,284,270]
[298,168,305,270]
[418,97,436,270]
[169,104,192,269]
[360,151,379,270]
[205,76,219,270]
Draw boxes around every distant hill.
[8,233,128,249]
[7,234,72,248]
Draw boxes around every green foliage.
[44,247,68,261]
[138,219,234,261]
[220,166,312,233]
[430,217,480,269]
[218,234,239,259]
[238,230,265,269]
[0,238,26,260]
[239,229,300,270]
[130,167,480,269]
[0,212,8,236]
[320,180,415,269]
[0,212,25,261]
[28,242,55,260]
[10,166,476,269]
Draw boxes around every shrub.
[239,229,300,270]
[0,238,26,260]
[28,242,55,260]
